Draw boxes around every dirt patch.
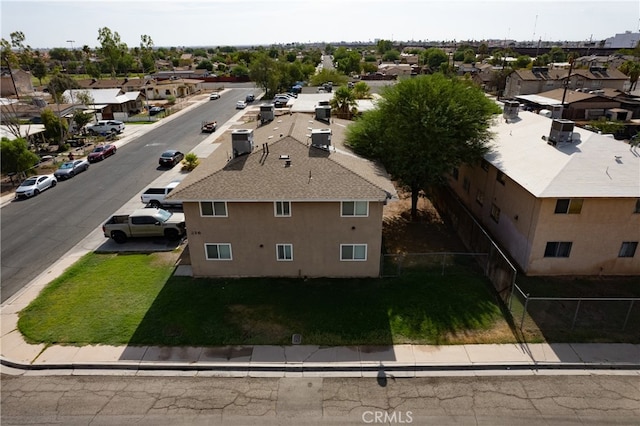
[382,191,466,254]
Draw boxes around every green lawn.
[18,252,508,347]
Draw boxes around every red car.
[88,144,117,162]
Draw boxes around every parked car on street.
[159,149,184,167]
[15,174,57,199]
[245,93,255,103]
[236,100,247,109]
[86,120,125,135]
[53,159,89,180]
[149,106,165,116]
[88,144,117,162]
[201,120,217,133]
[210,92,221,100]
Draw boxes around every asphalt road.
[2,374,639,425]
[0,87,257,303]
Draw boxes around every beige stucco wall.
[184,200,384,278]
[528,197,640,275]
[450,165,640,276]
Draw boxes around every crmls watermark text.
[362,410,413,424]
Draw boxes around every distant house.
[377,63,413,77]
[446,104,640,276]
[148,78,204,100]
[0,69,34,97]
[167,113,397,278]
[504,66,629,99]
[62,88,145,120]
[514,88,622,120]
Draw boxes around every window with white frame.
[205,243,232,260]
[618,242,638,258]
[341,201,368,217]
[200,201,227,217]
[276,244,293,261]
[340,244,367,261]
[274,201,291,217]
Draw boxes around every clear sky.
[1,0,639,49]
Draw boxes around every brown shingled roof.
[168,113,396,202]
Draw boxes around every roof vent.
[231,129,254,158]
[547,119,575,146]
[311,128,331,148]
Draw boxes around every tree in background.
[619,60,640,92]
[376,39,394,55]
[346,74,501,220]
[32,57,48,85]
[1,137,39,176]
[330,86,357,119]
[352,81,371,99]
[41,108,68,144]
[420,48,448,73]
[97,27,128,78]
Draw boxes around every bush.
[181,153,199,171]
[166,95,176,105]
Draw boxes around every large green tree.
[345,74,501,220]
[1,137,39,175]
[97,27,128,78]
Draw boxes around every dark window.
[451,167,459,181]
[619,242,638,258]
[131,216,156,225]
[476,190,484,206]
[463,176,470,193]
[635,199,640,214]
[481,159,490,171]
[496,171,506,185]
[544,242,573,257]
[490,204,500,223]
[555,198,583,214]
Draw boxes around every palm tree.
[329,86,358,120]
[619,60,640,92]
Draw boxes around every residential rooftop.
[486,111,640,198]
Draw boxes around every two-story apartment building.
[447,104,640,276]
[167,113,397,278]
[504,66,629,99]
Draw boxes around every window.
[490,204,501,223]
[276,244,293,261]
[496,171,506,185]
[130,216,158,225]
[476,190,484,206]
[451,167,459,181]
[341,201,368,217]
[554,198,583,214]
[274,201,291,217]
[205,243,232,260]
[481,159,490,172]
[340,244,367,261]
[462,176,470,193]
[200,201,227,217]
[619,242,638,258]
[635,199,640,214]
[544,242,572,257]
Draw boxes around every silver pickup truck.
[102,208,186,243]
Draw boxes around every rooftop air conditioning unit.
[547,119,575,145]
[259,104,275,123]
[315,105,331,121]
[231,129,254,157]
[550,105,563,119]
[311,128,332,148]
[503,100,520,120]
[317,100,330,106]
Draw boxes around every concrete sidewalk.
[2,90,639,378]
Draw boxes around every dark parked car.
[159,149,184,167]
[245,93,255,103]
[87,144,117,162]
[149,106,165,116]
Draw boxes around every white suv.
[86,120,125,135]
